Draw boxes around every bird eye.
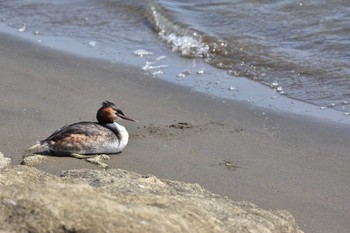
[116,109,125,116]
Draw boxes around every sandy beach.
[1,33,350,233]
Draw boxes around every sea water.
[1,0,349,122]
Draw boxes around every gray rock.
[0,165,303,233]
[21,154,47,167]
[0,152,11,168]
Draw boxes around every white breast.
[86,122,130,154]
[114,123,129,152]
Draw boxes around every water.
[148,0,350,111]
[1,0,350,117]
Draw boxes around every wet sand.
[1,33,350,233]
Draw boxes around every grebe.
[28,101,136,159]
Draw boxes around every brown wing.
[42,122,117,154]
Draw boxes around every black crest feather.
[101,101,116,108]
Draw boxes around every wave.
[146,4,208,58]
[145,0,350,111]
[145,1,275,75]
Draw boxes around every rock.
[22,152,109,168]
[0,165,304,233]
[21,154,48,166]
[0,151,11,168]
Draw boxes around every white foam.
[88,41,96,47]
[133,49,153,57]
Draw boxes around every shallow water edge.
[1,26,349,126]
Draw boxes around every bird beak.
[120,115,138,123]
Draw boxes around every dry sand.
[1,33,350,233]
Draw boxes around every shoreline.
[1,33,350,233]
[1,24,349,125]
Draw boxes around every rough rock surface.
[0,152,11,168]
[0,154,303,233]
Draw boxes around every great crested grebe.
[28,101,136,159]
